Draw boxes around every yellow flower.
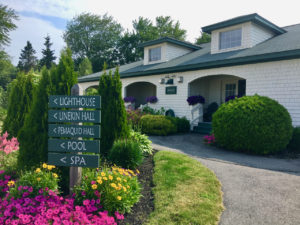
[123,179,127,183]
[136,169,140,174]
[7,180,15,187]
[118,183,122,187]
[42,163,47,168]
[113,171,117,175]
[117,186,122,191]
[97,179,103,184]
[117,196,122,201]
[110,183,117,188]
[52,173,58,178]
[123,187,127,192]
[97,176,101,180]
[92,184,98,190]
[108,175,113,180]
[103,177,108,181]
[127,185,130,189]
[37,177,41,181]
[101,172,106,177]
[117,177,121,181]
[47,165,55,170]
[35,168,41,173]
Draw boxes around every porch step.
[193,122,212,135]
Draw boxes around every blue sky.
[2,0,300,66]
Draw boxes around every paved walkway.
[150,134,300,225]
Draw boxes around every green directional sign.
[48,110,101,123]
[48,153,99,168]
[49,95,101,108]
[48,124,100,138]
[48,139,100,153]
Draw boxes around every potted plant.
[187,95,205,124]
[146,96,158,105]
[124,96,136,109]
[187,95,205,106]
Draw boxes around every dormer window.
[219,28,242,50]
[149,47,161,62]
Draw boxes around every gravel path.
[150,134,300,225]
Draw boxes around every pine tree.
[78,57,93,76]
[2,73,35,138]
[17,41,37,73]
[98,65,129,156]
[40,35,56,69]
[18,48,77,170]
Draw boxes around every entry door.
[222,79,238,102]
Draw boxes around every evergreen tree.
[53,48,77,95]
[18,48,77,170]
[78,57,93,76]
[98,65,129,156]
[40,35,56,69]
[18,68,52,169]
[17,41,37,73]
[195,31,211,45]
[2,73,35,137]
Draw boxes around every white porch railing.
[190,103,203,128]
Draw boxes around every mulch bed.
[119,152,155,225]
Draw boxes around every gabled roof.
[139,36,201,50]
[78,23,300,83]
[202,13,286,35]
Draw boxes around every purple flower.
[146,96,158,103]
[187,95,205,105]
[124,96,136,103]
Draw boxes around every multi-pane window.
[219,28,242,50]
[225,83,236,98]
[149,47,161,62]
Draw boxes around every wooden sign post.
[48,84,101,193]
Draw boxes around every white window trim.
[222,80,238,102]
[219,28,242,50]
[149,46,162,62]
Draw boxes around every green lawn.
[147,151,224,225]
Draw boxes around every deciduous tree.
[63,13,123,72]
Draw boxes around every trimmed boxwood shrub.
[287,127,300,153]
[140,115,176,136]
[166,116,190,133]
[108,139,143,169]
[212,95,293,154]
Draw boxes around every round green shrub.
[108,139,143,169]
[140,115,176,135]
[287,127,300,153]
[212,95,293,154]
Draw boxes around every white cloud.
[2,0,300,65]
[5,15,65,65]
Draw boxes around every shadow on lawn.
[150,133,300,176]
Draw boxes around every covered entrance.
[124,82,157,108]
[188,75,246,126]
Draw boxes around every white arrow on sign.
[60,142,65,149]
[60,156,67,164]
[53,128,57,133]
[54,113,58,119]
[54,98,58,104]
